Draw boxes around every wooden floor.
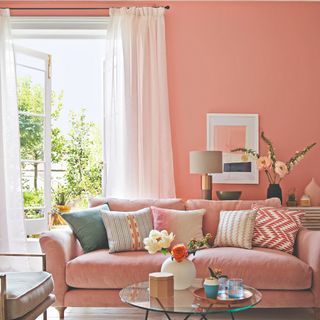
[43,307,315,319]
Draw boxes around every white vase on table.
[161,257,196,290]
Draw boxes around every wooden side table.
[286,207,320,230]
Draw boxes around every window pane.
[22,163,45,211]
[15,51,45,71]
[16,65,45,114]
[24,208,44,219]
[19,114,44,160]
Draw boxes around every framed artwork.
[207,113,259,184]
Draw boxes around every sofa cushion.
[66,250,167,289]
[89,197,185,211]
[151,206,205,245]
[252,206,305,254]
[194,247,312,290]
[214,210,257,249]
[66,246,311,291]
[101,208,153,253]
[186,198,281,239]
[62,204,110,253]
[5,272,53,319]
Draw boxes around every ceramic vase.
[161,257,196,290]
[203,278,219,299]
[304,178,320,206]
[267,184,282,204]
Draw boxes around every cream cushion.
[5,272,53,319]
[214,210,257,249]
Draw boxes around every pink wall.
[5,0,320,202]
[165,2,320,201]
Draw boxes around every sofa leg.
[55,307,66,319]
[314,308,320,320]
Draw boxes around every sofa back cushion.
[90,197,185,211]
[151,206,205,245]
[186,198,281,239]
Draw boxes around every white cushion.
[214,210,257,249]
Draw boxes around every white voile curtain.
[104,7,176,199]
[0,9,28,270]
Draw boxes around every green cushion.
[62,204,110,253]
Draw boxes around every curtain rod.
[2,6,170,11]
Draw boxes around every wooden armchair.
[0,253,55,320]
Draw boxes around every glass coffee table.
[120,281,262,320]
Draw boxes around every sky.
[14,38,106,135]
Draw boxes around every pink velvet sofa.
[40,198,320,319]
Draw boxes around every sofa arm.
[296,228,320,307]
[40,228,80,306]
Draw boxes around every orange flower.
[171,244,189,263]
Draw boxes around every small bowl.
[216,191,242,201]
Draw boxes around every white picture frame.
[207,113,259,184]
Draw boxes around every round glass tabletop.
[119,281,262,320]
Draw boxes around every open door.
[15,45,52,236]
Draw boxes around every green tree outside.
[64,109,103,206]
[17,77,103,216]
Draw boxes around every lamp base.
[201,174,212,200]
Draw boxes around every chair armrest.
[0,253,46,271]
[296,228,320,307]
[40,228,80,306]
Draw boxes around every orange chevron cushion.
[252,206,305,254]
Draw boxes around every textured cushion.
[151,206,205,245]
[65,247,311,290]
[214,210,257,249]
[66,250,167,289]
[90,197,185,210]
[17,294,55,320]
[5,272,53,319]
[194,247,312,290]
[61,204,110,253]
[252,206,305,254]
[185,198,281,239]
[101,208,153,253]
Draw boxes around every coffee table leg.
[144,310,149,320]
[230,312,235,320]
[155,298,172,320]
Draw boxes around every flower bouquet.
[232,131,316,202]
[144,230,212,290]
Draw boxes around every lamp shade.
[190,151,223,174]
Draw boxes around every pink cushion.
[252,206,305,254]
[89,197,185,211]
[151,206,205,245]
[66,250,167,289]
[194,247,311,290]
[186,198,281,238]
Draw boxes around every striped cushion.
[214,210,257,249]
[100,208,153,253]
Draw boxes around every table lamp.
[190,151,223,200]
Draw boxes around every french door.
[15,45,52,235]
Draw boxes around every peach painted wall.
[165,2,320,201]
[4,1,320,202]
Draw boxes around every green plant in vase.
[203,267,222,299]
[53,184,72,213]
[231,132,316,203]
